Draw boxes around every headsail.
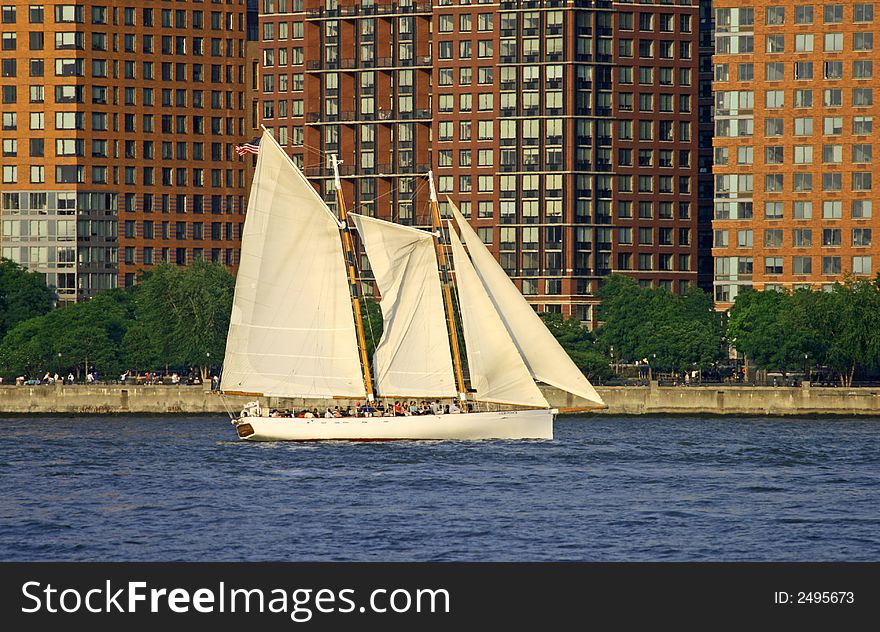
[349,214,457,398]
[220,129,366,398]
[448,228,549,408]
[450,202,604,408]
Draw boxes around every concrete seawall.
[2,383,880,416]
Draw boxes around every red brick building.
[257,0,710,325]
[0,0,249,302]
[712,1,880,307]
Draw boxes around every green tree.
[0,258,54,340]
[359,297,383,359]
[122,261,235,378]
[822,279,880,385]
[595,275,724,374]
[121,264,178,371]
[540,312,612,380]
[0,290,130,380]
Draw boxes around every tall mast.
[331,154,374,401]
[428,171,468,402]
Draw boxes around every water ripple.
[0,414,878,561]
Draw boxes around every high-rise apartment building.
[257,0,709,326]
[0,1,250,303]
[712,1,880,306]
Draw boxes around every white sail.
[220,130,366,398]
[349,214,457,398]
[448,228,549,408]
[450,202,604,408]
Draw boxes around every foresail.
[220,130,366,398]
[448,228,549,409]
[450,202,605,408]
[350,214,457,398]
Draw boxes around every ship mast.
[428,171,468,403]
[331,154,374,401]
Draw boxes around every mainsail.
[448,228,549,408]
[349,213,457,398]
[450,202,604,408]
[220,130,366,398]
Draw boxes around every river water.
[1,415,878,561]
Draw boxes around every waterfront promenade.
[2,383,880,417]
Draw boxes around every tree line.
[1,258,876,387]
[0,259,234,381]
[727,279,880,386]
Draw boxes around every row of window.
[0,164,244,189]
[715,256,873,278]
[0,57,242,85]
[715,59,874,87]
[0,84,243,114]
[438,12,494,32]
[0,31,241,58]
[760,4,874,26]
[714,203,876,223]
[716,115,873,139]
[619,11,693,33]
[781,32,872,53]
[619,66,693,86]
[437,39,494,59]
[0,4,240,30]
[615,253,692,272]
[123,247,238,268]
[716,144,874,167]
[1,138,243,162]
[261,18,306,42]
[716,172,875,196]
[715,228,874,248]
[615,226,693,246]
[618,39,694,59]
[122,220,240,241]
[716,60,875,84]
[716,199,873,221]
[1,111,244,135]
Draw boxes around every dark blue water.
[1,415,878,561]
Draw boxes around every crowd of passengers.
[265,400,470,418]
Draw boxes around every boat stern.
[235,421,255,439]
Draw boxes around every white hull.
[234,408,555,441]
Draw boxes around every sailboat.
[220,129,605,441]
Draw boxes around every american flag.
[234,138,260,156]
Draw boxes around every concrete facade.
[4,383,880,416]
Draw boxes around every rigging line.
[344,215,380,365]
